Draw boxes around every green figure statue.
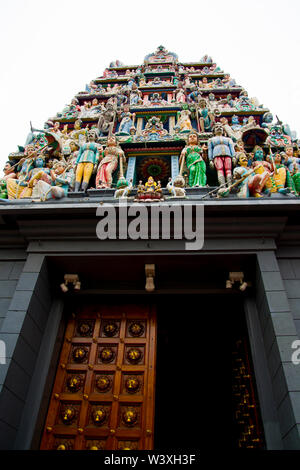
[179,132,207,187]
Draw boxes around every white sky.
[0,0,299,171]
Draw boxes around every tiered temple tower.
[2,45,298,201]
[0,47,300,452]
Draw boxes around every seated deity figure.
[219,117,242,142]
[129,85,142,105]
[142,116,168,140]
[57,98,80,119]
[96,135,126,189]
[86,98,103,117]
[74,129,102,192]
[149,92,164,105]
[220,93,236,109]
[179,132,207,187]
[17,155,52,199]
[283,145,300,194]
[235,92,255,111]
[187,86,202,104]
[117,107,136,135]
[208,124,235,186]
[251,145,276,194]
[207,93,220,112]
[261,112,274,131]
[266,152,295,194]
[134,176,163,202]
[175,109,193,133]
[31,160,73,201]
[251,146,293,195]
[80,101,92,118]
[6,145,41,199]
[199,77,211,89]
[175,88,186,103]
[266,124,292,147]
[226,115,243,142]
[231,153,269,198]
[242,116,258,132]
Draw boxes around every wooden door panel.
[40,304,156,450]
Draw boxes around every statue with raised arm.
[97,102,116,137]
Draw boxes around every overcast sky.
[0,0,299,171]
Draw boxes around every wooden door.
[40,303,156,450]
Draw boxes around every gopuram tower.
[0,47,299,452]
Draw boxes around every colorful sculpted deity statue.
[234,92,255,112]
[266,124,291,147]
[179,132,207,187]
[175,88,186,103]
[79,101,92,118]
[74,129,102,192]
[2,161,17,182]
[97,102,116,137]
[208,125,235,185]
[175,109,193,133]
[217,152,269,199]
[18,155,52,199]
[199,77,212,89]
[284,145,300,173]
[261,112,273,131]
[69,119,88,147]
[251,145,275,194]
[232,153,269,198]
[283,145,300,194]
[86,98,103,117]
[187,86,202,104]
[0,161,17,198]
[57,98,80,120]
[142,116,168,140]
[29,160,73,201]
[116,106,136,136]
[149,92,166,105]
[96,135,126,189]
[129,85,142,106]
[266,152,295,194]
[6,145,42,199]
[207,93,220,114]
[197,98,214,132]
[134,176,163,202]
[220,116,242,142]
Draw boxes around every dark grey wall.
[0,248,300,450]
[0,256,26,331]
[278,257,300,339]
[255,251,300,449]
[0,253,55,450]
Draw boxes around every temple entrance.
[154,295,265,450]
[39,294,265,450]
[39,302,157,450]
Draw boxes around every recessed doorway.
[154,294,265,450]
